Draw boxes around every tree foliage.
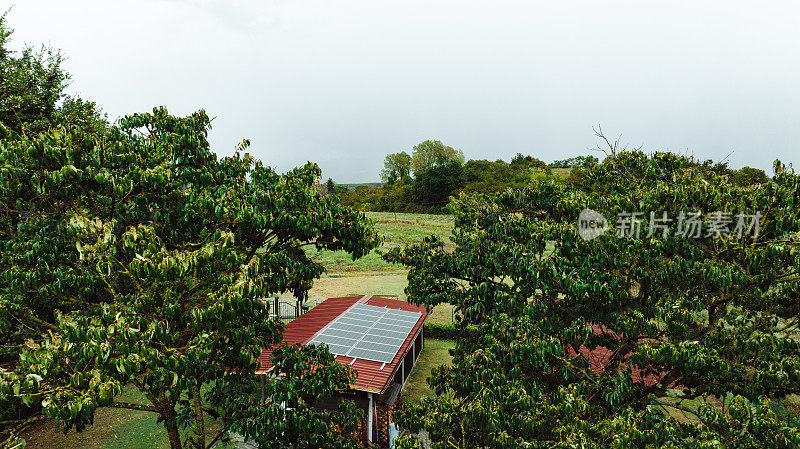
[510,153,549,171]
[462,159,547,195]
[0,107,379,448]
[362,145,559,213]
[0,14,106,137]
[730,166,770,187]
[387,151,800,448]
[410,140,464,177]
[381,151,412,184]
[209,344,364,449]
[413,161,466,209]
[549,154,599,169]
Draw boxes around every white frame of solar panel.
[308,303,422,364]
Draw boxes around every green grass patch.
[22,385,220,449]
[400,339,455,406]
[306,212,454,274]
[426,304,455,325]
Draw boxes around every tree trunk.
[134,379,181,449]
[167,424,182,449]
[190,382,206,449]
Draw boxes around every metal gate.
[269,297,307,323]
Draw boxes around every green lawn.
[22,385,220,449]
[400,339,456,405]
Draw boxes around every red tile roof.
[257,296,428,394]
[578,323,680,389]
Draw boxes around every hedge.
[423,322,459,340]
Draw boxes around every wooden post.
[261,375,266,403]
[367,392,374,443]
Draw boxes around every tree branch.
[108,401,160,413]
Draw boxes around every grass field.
[550,167,572,179]
[303,211,457,324]
[304,212,454,273]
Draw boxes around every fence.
[268,297,309,323]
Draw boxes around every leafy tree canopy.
[411,140,464,177]
[550,154,599,169]
[510,153,549,171]
[463,159,547,196]
[209,343,365,449]
[0,107,379,448]
[381,151,412,184]
[388,151,800,448]
[731,166,770,187]
[0,14,106,137]
[413,160,466,209]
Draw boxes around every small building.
[257,295,428,447]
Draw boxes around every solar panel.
[308,303,422,364]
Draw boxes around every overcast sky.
[6,0,800,182]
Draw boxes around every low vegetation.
[330,139,769,215]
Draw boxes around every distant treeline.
[325,140,770,213]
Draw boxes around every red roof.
[257,296,428,394]
[578,323,680,389]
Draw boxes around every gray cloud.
[7,0,799,182]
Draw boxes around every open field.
[305,272,454,325]
[303,211,457,324]
[550,167,572,179]
[304,212,454,274]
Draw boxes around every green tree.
[379,181,415,212]
[0,14,106,136]
[381,151,412,184]
[387,151,800,448]
[411,140,464,177]
[730,166,769,187]
[549,154,599,169]
[53,96,107,136]
[0,107,379,448]
[462,159,545,195]
[340,185,384,211]
[413,160,465,210]
[0,15,109,445]
[323,178,348,197]
[209,344,365,449]
[510,153,549,171]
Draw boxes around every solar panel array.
[308,303,422,364]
